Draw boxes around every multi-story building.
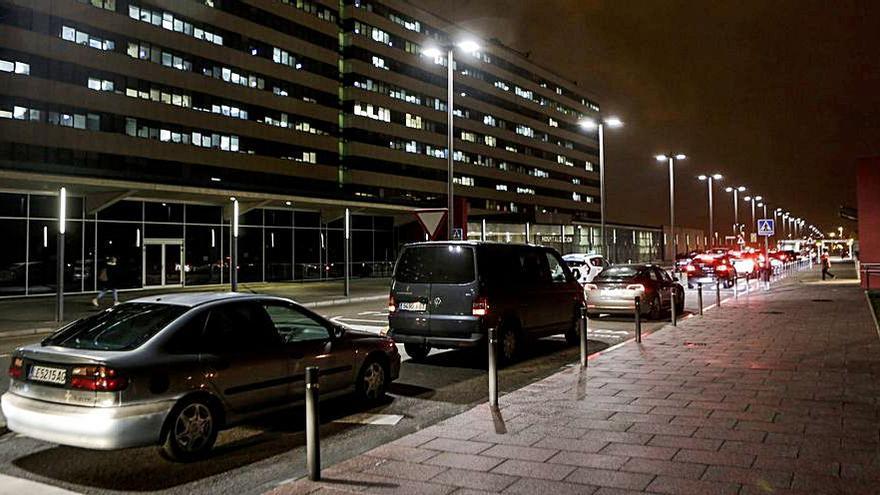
[0,0,658,297]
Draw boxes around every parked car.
[584,264,684,320]
[3,293,400,461]
[685,254,737,288]
[562,253,610,284]
[387,242,583,364]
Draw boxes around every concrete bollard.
[579,306,588,368]
[305,366,321,481]
[697,283,703,315]
[488,327,498,407]
[634,296,642,343]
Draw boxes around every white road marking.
[357,310,387,316]
[336,318,387,324]
[334,413,404,426]
[0,353,10,358]
[0,474,80,494]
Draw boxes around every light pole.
[231,197,239,292]
[742,195,762,240]
[579,116,623,257]
[724,185,747,243]
[56,186,66,322]
[655,153,686,259]
[697,173,722,246]
[422,40,481,239]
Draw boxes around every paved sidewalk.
[271,265,880,495]
[0,278,390,338]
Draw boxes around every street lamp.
[724,185,747,242]
[422,40,481,239]
[56,186,66,322]
[655,153,686,258]
[231,197,239,291]
[742,194,762,238]
[697,173,722,246]
[579,116,623,257]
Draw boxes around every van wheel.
[404,343,431,361]
[160,397,218,462]
[498,324,519,365]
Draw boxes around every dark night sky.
[410,0,879,236]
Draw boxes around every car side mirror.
[330,325,346,340]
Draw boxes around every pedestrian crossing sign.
[757,219,774,236]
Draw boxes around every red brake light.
[472,296,489,317]
[8,357,23,379]
[716,264,729,271]
[686,265,696,272]
[387,295,396,313]
[70,366,128,391]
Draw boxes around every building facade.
[0,0,649,297]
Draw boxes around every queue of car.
[2,241,676,462]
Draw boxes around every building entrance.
[143,239,183,287]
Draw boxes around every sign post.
[757,219,775,289]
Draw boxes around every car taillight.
[387,295,396,313]
[8,357,23,379]
[626,284,645,291]
[584,283,598,291]
[686,265,696,272]
[70,365,128,391]
[472,296,489,317]
[716,264,729,271]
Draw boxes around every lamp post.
[655,153,686,259]
[579,117,623,257]
[56,187,66,322]
[422,40,481,240]
[724,185,747,243]
[697,173,722,246]
[231,197,239,292]
[742,194,762,240]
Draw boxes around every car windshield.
[595,266,640,280]
[394,245,476,284]
[42,303,187,351]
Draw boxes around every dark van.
[387,242,584,363]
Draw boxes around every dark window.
[43,303,187,351]
[595,266,640,280]
[263,303,329,344]
[394,245,475,284]
[203,302,278,352]
[165,310,208,354]
[544,251,570,283]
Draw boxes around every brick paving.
[270,266,880,494]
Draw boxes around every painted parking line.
[334,413,404,426]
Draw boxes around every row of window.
[128,5,224,46]
[60,25,115,51]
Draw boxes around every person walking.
[92,256,120,306]
[821,251,835,280]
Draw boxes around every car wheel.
[160,397,218,462]
[498,323,519,365]
[403,343,431,361]
[356,357,388,403]
[648,294,662,320]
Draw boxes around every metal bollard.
[305,366,321,481]
[697,283,703,315]
[733,277,739,299]
[671,289,677,326]
[488,327,498,407]
[579,306,588,368]
[634,296,642,343]
[715,281,721,308]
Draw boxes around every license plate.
[28,365,67,385]
[399,301,426,311]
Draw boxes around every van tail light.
[626,284,646,292]
[387,295,396,313]
[472,296,489,317]
[686,265,696,272]
[70,365,128,392]
[8,357,23,379]
[584,283,598,291]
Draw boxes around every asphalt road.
[0,283,749,495]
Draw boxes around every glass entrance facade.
[0,192,396,297]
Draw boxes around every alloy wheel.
[173,403,213,453]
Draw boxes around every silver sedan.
[2,292,400,461]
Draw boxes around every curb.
[0,326,57,339]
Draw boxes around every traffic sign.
[414,208,447,240]
[757,218,775,236]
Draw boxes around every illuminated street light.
[697,173,723,245]
[231,198,239,292]
[422,39,481,239]
[56,187,66,322]
[579,116,623,258]
[724,185,747,241]
[655,153,686,257]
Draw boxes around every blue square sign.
[757,219,775,236]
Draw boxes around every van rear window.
[395,245,475,284]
